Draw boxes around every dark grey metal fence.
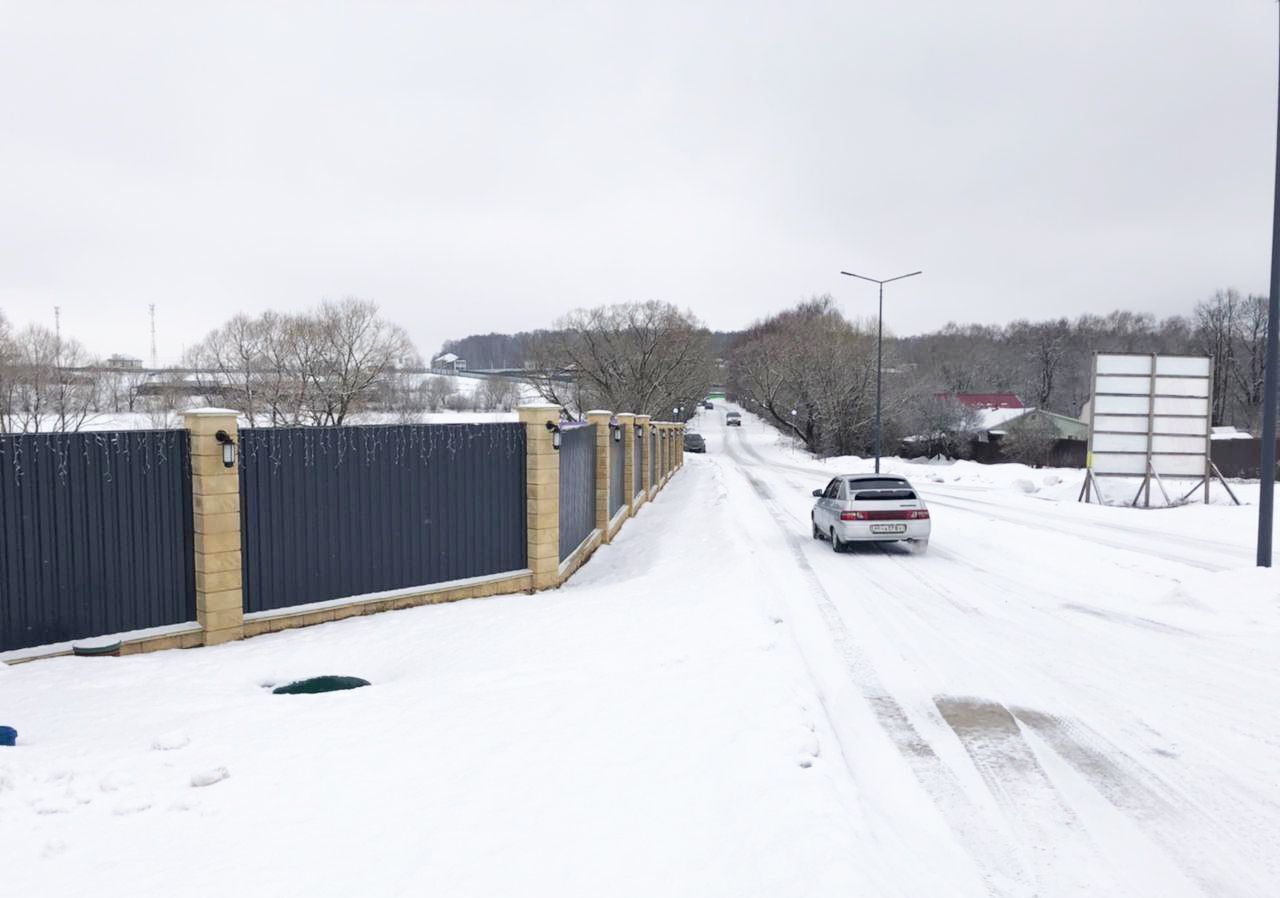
[649,430,656,486]
[633,428,643,498]
[609,425,624,519]
[558,424,596,562]
[0,430,196,652]
[239,423,526,614]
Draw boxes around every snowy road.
[2,406,1277,897]
[706,404,1279,897]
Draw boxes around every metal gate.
[0,430,196,652]
[558,424,596,561]
[239,423,526,613]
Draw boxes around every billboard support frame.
[1080,351,1239,508]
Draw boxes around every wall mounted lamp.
[214,430,237,468]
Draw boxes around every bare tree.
[1229,293,1268,432]
[728,296,881,456]
[1193,290,1239,425]
[902,394,982,458]
[526,301,714,419]
[998,414,1058,467]
[422,375,458,412]
[1010,319,1071,409]
[4,324,101,432]
[186,314,269,424]
[480,377,520,412]
[187,299,420,425]
[307,298,419,424]
[0,310,15,431]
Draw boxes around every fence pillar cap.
[615,413,636,423]
[517,403,561,426]
[585,410,612,421]
[183,407,240,417]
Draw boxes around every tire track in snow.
[726,424,1272,896]
[1010,708,1278,897]
[720,430,1024,894]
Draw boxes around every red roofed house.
[935,392,1024,410]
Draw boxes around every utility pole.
[149,304,158,369]
[1258,4,1280,567]
[839,269,923,474]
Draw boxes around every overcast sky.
[0,1,1276,363]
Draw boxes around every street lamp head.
[840,269,923,285]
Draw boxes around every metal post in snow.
[840,269,923,476]
[1260,6,1280,567]
[876,281,884,474]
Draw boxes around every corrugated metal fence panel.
[239,423,526,614]
[633,429,643,498]
[649,430,656,484]
[0,430,195,652]
[558,424,596,562]
[609,428,624,519]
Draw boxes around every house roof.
[434,353,459,363]
[938,392,1024,410]
[986,408,1089,440]
[976,406,1032,430]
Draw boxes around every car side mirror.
[812,489,823,498]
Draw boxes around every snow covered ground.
[2,404,1278,896]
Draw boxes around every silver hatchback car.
[811,474,930,553]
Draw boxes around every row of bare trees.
[185,298,420,426]
[525,301,716,420]
[729,289,1275,462]
[0,311,104,432]
[0,298,521,432]
[729,296,883,455]
[897,292,1272,431]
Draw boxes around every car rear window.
[848,479,915,500]
[854,489,916,500]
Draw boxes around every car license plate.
[870,523,907,534]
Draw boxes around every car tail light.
[841,509,929,521]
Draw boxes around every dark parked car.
[683,431,706,453]
[703,401,714,409]
[725,411,742,426]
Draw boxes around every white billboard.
[1084,353,1215,504]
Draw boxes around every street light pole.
[1259,6,1280,567]
[840,269,922,473]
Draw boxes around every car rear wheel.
[830,528,843,553]
[910,539,929,555]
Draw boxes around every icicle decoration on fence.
[237,422,525,474]
[0,428,187,487]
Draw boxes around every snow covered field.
[2,405,1278,896]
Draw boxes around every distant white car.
[725,411,742,426]
[811,474,930,553]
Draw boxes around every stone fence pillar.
[184,408,244,646]
[518,403,562,590]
